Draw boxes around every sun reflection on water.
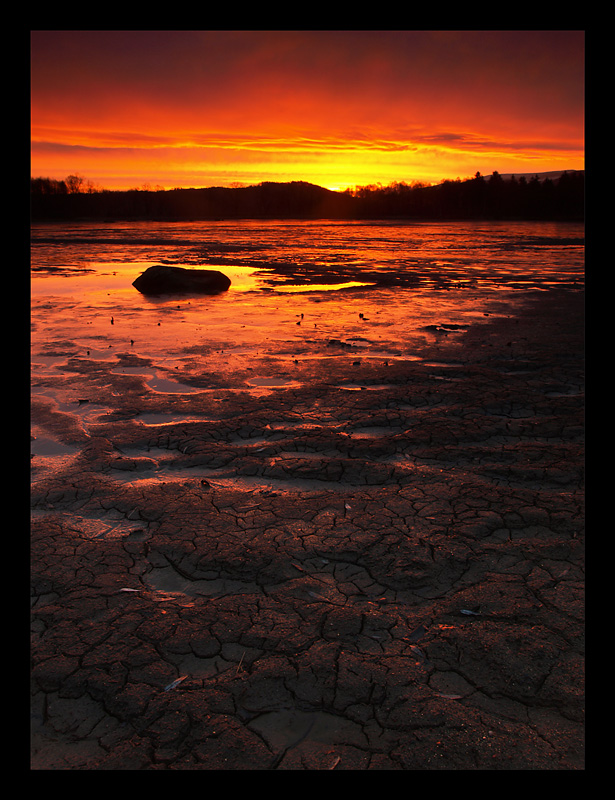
[31,220,584,405]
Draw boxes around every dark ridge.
[30,172,584,223]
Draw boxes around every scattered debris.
[164,675,188,692]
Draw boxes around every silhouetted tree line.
[30,179,356,221]
[345,171,584,221]
[30,171,584,222]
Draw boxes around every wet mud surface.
[31,288,584,770]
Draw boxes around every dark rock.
[132,265,231,295]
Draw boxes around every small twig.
[236,651,246,675]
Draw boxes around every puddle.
[110,366,154,375]
[31,388,110,437]
[246,377,301,389]
[223,264,273,292]
[147,376,202,394]
[31,355,72,375]
[111,366,202,394]
[274,281,375,293]
[30,436,80,457]
[30,430,83,479]
[83,348,122,360]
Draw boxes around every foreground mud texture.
[31,288,584,770]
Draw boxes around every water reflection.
[111,365,202,394]
[31,219,584,415]
[274,281,375,293]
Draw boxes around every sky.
[30,30,585,192]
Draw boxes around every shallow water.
[31,219,583,347]
[31,219,584,464]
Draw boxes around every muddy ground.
[30,287,584,770]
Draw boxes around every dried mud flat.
[30,288,584,770]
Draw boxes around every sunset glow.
[31,31,584,191]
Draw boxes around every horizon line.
[31,168,584,195]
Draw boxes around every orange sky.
[30,30,585,192]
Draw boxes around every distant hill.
[30,179,356,222]
[495,169,583,182]
[30,172,584,222]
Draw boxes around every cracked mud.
[31,289,584,770]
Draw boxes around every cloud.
[30,31,584,189]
